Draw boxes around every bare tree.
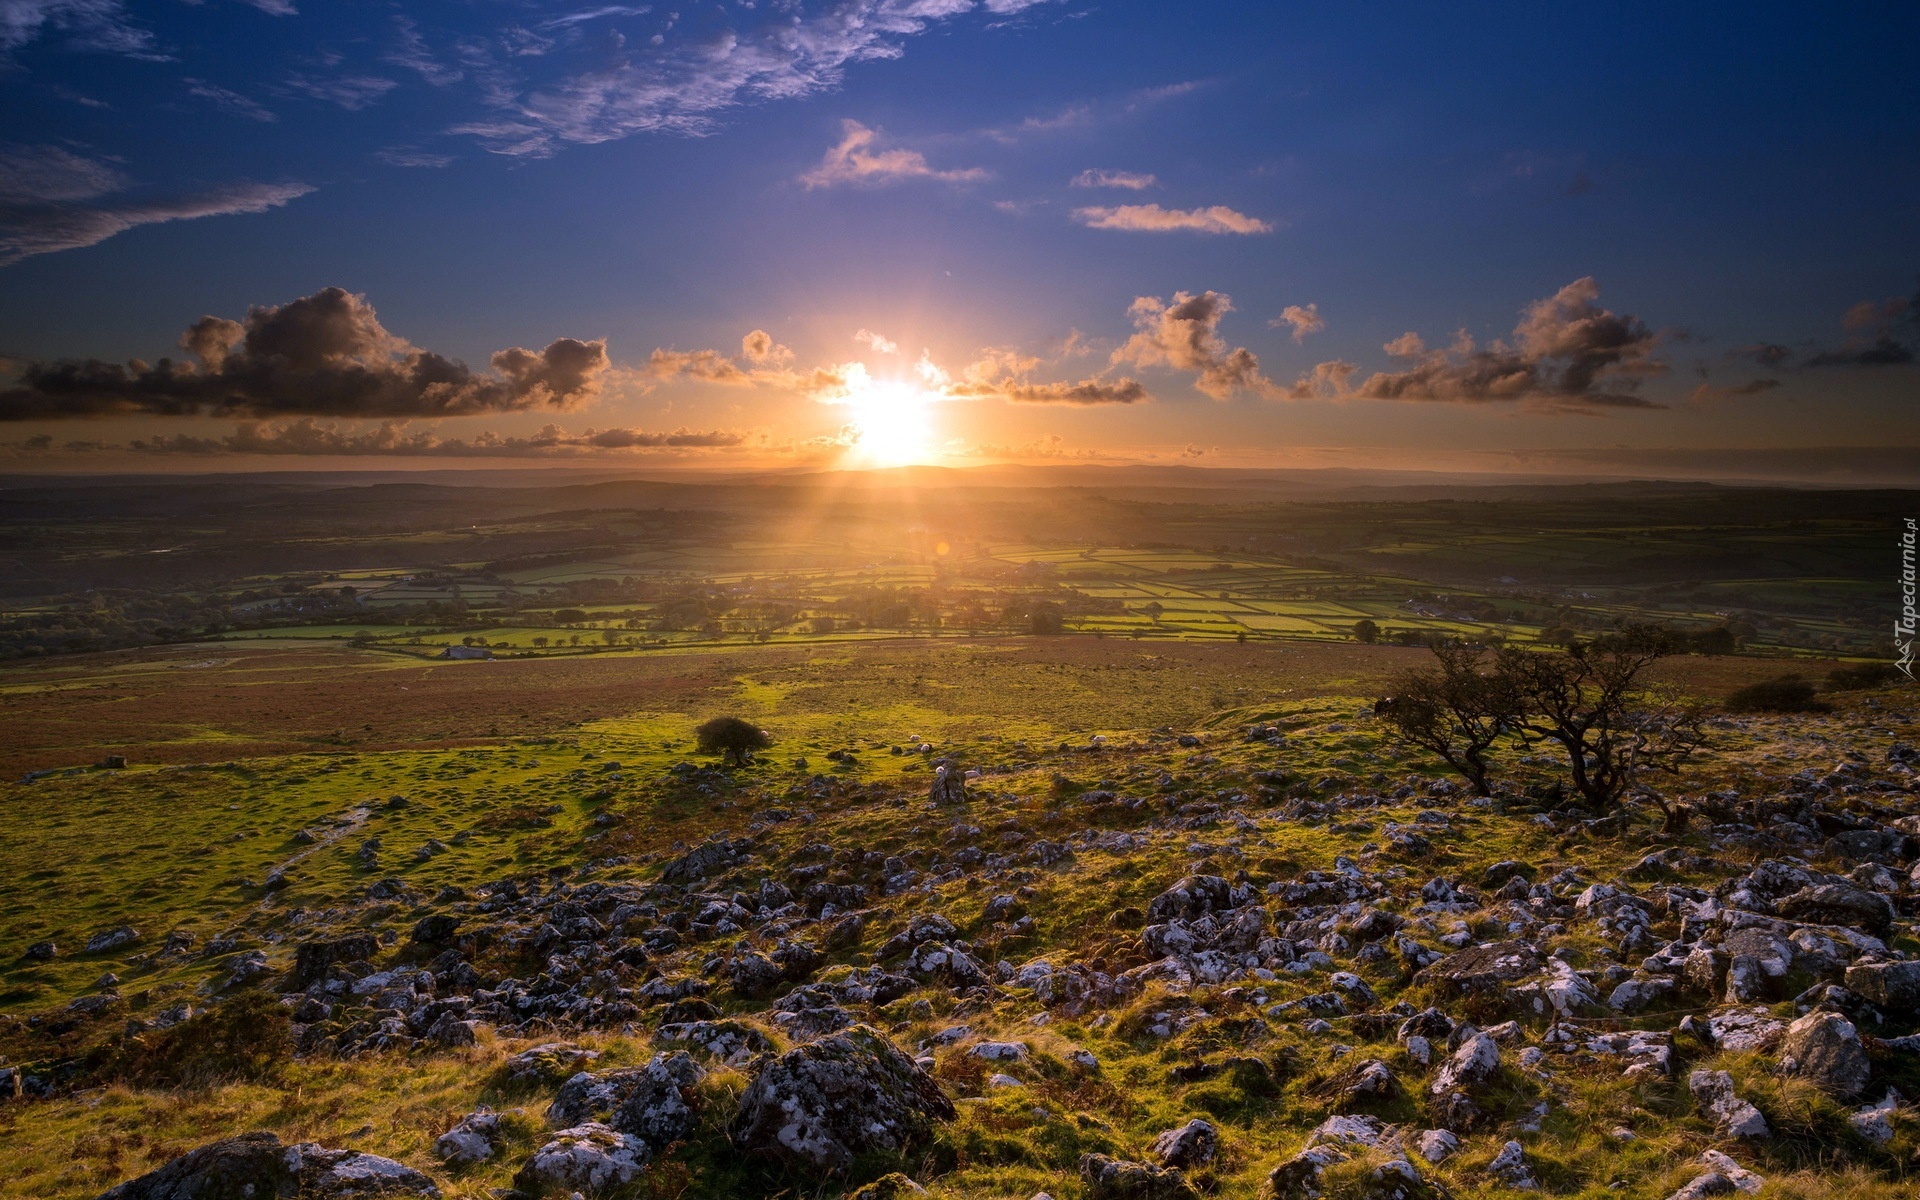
[1378,642,1523,796]
[1498,626,1710,819]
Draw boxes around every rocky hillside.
[5,694,1920,1200]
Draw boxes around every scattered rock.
[1688,1070,1770,1140]
[730,1025,954,1172]
[98,1132,439,1199]
[513,1123,648,1194]
[1779,1010,1871,1098]
[1149,1118,1219,1168]
[1079,1151,1196,1200]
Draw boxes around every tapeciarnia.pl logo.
[1900,517,1917,681]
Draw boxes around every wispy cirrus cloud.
[0,0,167,60]
[1072,203,1273,234]
[0,144,311,267]
[452,2,1050,158]
[285,73,400,111]
[1071,168,1155,190]
[800,120,988,188]
[186,79,277,122]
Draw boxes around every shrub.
[694,715,771,765]
[1725,674,1833,714]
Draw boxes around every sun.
[840,372,937,466]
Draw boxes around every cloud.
[376,148,455,169]
[1803,290,1918,367]
[186,79,277,122]
[1687,379,1780,403]
[1112,290,1280,399]
[285,74,400,111]
[0,287,609,419]
[1072,168,1155,190]
[952,376,1149,405]
[0,0,166,60]
[7,419,743,458]
[800,120,988,188]
[643,335,863,402]
[1341,277,1665,409]
[237,0,297,14]
[1272,303,1324,342]
[384,16,462,86]
[1736,342,1793,368]
[741,329,792,366]
[0,145,312,266]
[1072,203,1273,234]
[456,3,1042,158]
[855,328,899,354]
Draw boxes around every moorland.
[0,468,1915,1200]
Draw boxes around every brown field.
[0,636,1854,776]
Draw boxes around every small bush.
[1725,674,1833,714]
[694,716,771,765]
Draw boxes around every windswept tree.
[694,716,771,766]
[1378,642,1524,796]
[1499,625,1711,822]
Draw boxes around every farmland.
[0,468,1903,661]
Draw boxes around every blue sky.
[1,1,1916,473]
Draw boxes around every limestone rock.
[97,1132,439,1200]
[1779,1010,1871,1098]
[1688,1070,1769,1140]
[512,1123,648,1194]
[730,1025,954,1172]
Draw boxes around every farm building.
[441,645,494,660]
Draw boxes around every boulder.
[929,765,968,805]
[848,1174,930,1200]
[1779,1010,1871,1098]
[84,926,140,955]
[730,1025,954,1172]
[434,1108,507,1166]
[1844,960,1920,1019]
[1666,1174,1736,1200]
[1414,1129,1458,1164]
[501,1043,599,1086]
[1777,885,1894,938]
[1485,1140,1538,1190]
[549,1067,653,1128]
[1079,1152,1196,1200]
[1149,1119,1219,1168]
[1428,1031,1500,1130]
[97,1132,439,1199]
[1417,942,1541,995]
[1687,1070,1769,1140]
[293,934,380,989]
[1145,876,1255,923]
[1269,1117,1434,1200]
[512,1123,648,1194]
[610,1053,706,1150]
[1326,1058,1397,1110]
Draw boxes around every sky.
[0,1,1917,478]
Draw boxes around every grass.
[0,636,1914,1199]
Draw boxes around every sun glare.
[841,372,937,466]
